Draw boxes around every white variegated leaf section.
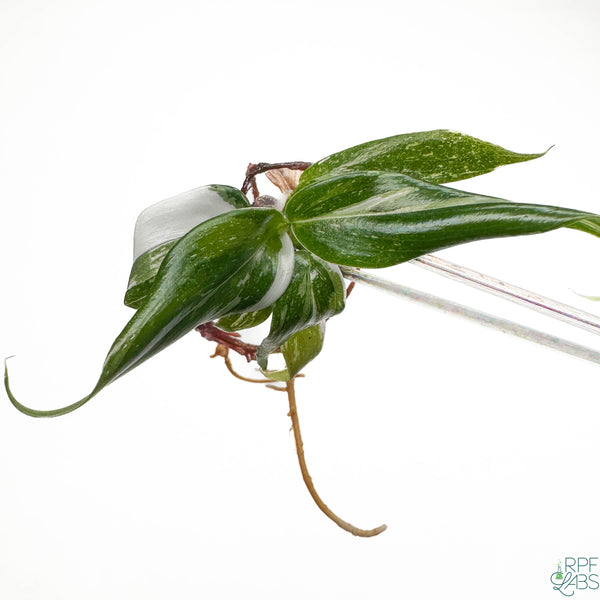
[246,232,295,312]
[133,186,243,260]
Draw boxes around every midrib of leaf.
[194,243,269,313]
[289,199,517,224]
[173,215,288,318]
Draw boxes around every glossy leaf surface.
[297,130,545,188]
[6,208,294,417]
[125,184,250,309]
[217,307,272,332]
[125,240,177,309]
[256,250,345,370]
[262,324,326,381]
[286,171,600,268]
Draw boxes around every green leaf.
[286,171,600,268]
[216,306,272,332]
[125,184,250,309]
[297,130,546,189]
[262,324,326,381]
[125,240,177,309]
[256,249,345,370]
[6,208,294,417]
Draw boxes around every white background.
[1,1,599,598]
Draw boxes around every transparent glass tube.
[412,254,600,336]
[342,264,600,366]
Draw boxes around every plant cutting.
[5,130,600,537]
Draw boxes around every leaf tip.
[4,354,97,418]
[569,287,600,302]
[536,143,555,159]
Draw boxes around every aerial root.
[210,344,273,384]
[209,343,385,537]
[285,377,387,538]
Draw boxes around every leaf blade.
[125,184,250,308]
[262,323,326,381]
[286,171,600,268]
[256,249,345,372]
[7,208,294,417]
[216,307,273,332]
[297,130,545,189]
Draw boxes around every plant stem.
[241,161,312,196]
[197,322,257,361]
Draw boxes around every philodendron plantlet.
[6,130,600,536]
